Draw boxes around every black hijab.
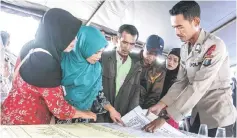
[160,48,181,99]
[19,8,82,87]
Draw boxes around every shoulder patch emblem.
[203,45,216,66]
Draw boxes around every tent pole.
[210,16,236,34]
[86,0,106,26]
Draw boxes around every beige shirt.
[161,29,237,129]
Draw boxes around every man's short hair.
[169,1,200,21]
[118,24,139,40]
[1,31,10,47]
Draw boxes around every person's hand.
[109,108,125,126]
[75,111,97,121]
[147,101,167,116]
[142,118,166,133]
[103,104,125,126]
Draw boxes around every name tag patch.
[190,62,202,67]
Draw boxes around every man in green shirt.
[98,24,144,123]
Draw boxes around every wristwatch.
[158,109,170,120]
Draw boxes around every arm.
[38,87,76,120]
[38,87,96,121]
[165,41,227,121]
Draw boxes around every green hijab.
[61,26,107,110]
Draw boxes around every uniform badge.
[195,44,201,53]
[203,45,216,66]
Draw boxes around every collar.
[116,50,128,64]
[184,29,209,53]
[184,29,206,46]
[194,29,207,46]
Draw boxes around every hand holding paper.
[146,101,167,116]
[120,106,186,137]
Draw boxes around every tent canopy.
[1,0,236,65]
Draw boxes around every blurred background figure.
[231,77,236,107]
[0,31,13,103]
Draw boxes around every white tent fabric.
[1,0,236,65]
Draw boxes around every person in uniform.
[143,1,236,137]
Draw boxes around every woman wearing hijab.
[1,8,96,125]
[160,48,181,99]
[160,48,181,128]
[59,26,123,124]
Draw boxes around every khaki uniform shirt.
[161,29,236,129]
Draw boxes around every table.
[0,123,200,138]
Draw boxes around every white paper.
[100,123,169,138]
[121,106,186,137]
[121,106,150,129]
[142,109,158,121]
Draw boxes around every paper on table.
[142,109,158,121]
[121,106,150,129]
[121,106,186,137]
[100,123,170,138]
[0,124,135,138]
